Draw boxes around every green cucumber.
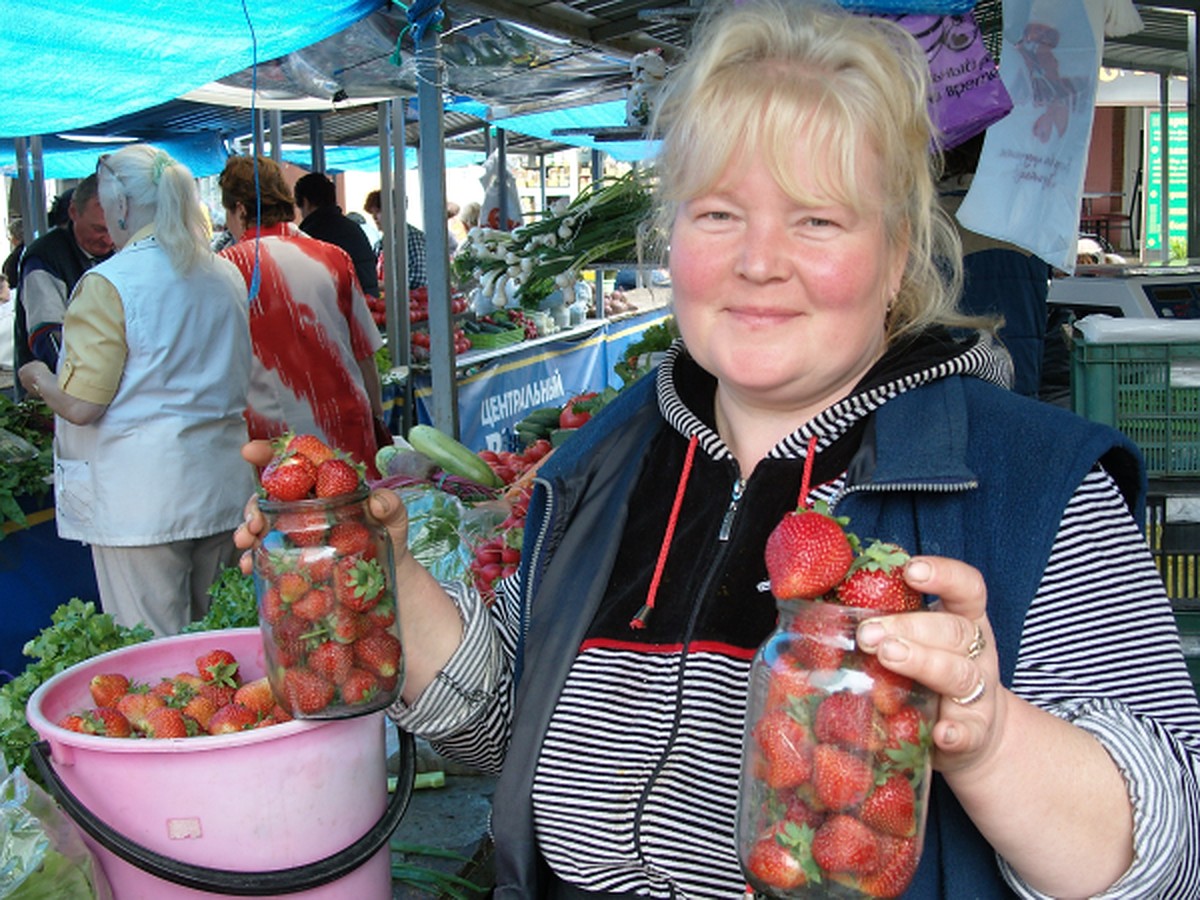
[524,406,565,427]
[407,425,503,488]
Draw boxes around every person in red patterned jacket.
[218,155,385,477]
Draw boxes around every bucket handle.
[31,723,416,896]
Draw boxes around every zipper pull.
[718,478,745,541]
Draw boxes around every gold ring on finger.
[966,623,986,660]
[952,675,986,706]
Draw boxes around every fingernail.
[879,636,910,662]
[858,620,886,649]
[906,559,932,583]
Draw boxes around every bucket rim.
[25,627,366,752]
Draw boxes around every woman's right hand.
[233,440,412,576]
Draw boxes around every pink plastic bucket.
[26,628,412,899]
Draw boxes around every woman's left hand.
[18,361,50,398]
[855,554,1004,775]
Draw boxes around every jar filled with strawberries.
[738,501,936,899]
[253,433,404,719]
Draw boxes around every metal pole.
[496,128,508,230]
[14,138,36,243]
[309,114,325,173]
[269,109,283,162]
[416,23,458,437]
[29,136,48,237]
[1189,11,1199,257]
[392,100,414,434]
[1160,76,1171,262]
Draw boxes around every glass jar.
[253,487,403,719]
[738,600,936,898]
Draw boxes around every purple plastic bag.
[884,13,1013,150]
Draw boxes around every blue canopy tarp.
[0,0,381,138]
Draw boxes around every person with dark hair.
[293,171,380,300]
[19,145,253,636]
[219,155,385,477]
[364,188,427,290]
[940,132,1052,398]
[16,174,114,373]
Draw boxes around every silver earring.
[117,218,126,231]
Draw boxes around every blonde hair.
[651,0,972,341]
[96,144,211,275]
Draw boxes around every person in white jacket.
[19,144,255,636]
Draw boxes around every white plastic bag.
[956,0,1105,273]
[479,150,523,232]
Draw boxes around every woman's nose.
[734,221,791,282]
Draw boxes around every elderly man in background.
[16,173,115,374]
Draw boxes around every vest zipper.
[717,476,745,541]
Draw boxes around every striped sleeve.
[385,579,515,774]
[1002,468,1200,898]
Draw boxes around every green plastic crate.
[1071,340,1200,478]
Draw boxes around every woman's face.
[669,141,907,424]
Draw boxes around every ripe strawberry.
[754,710,815,789]
[329,521,373,559]
[326,606,369,644]
[208,702,259,734]
[297,545,336,582]
[261,586,286,625]
[143,706,190,738]
[173,671,205,692]
[814,691,884,752]
[261,453,318,501]
[365,601,396,632]
[233,677,278,716]
[292,585,335,621]
[276,571,310,605]
[861,773,917,838]
[84,707,132,738]
[117,691,166,731]
[333,558,385,612]
[835,541,921,613]
[353,630,402,679]
[764,659,819,712]
[340,668,380,705]
[765,503,857,600]
[277,509,329,547]
[315,458,362,498]
[745,823,818,891]
[285,433,335,467]
[198,682,237,709]
[283,667,336,714]
[88,673,130,708]
[151,677,184,701]
[308,641,354,684]
[857,835,919,898]
[196,649,240,688]
[58,713,89,733]
[811,814,880,875]
[882,706,931,774]
[862,655,913,717]
[813,744,874,811]
[182,693,219,731]
[787,601,852,670]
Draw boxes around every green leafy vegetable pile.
[0,397,53,539]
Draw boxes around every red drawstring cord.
[797,434,818,508]
[630,432,699,630]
